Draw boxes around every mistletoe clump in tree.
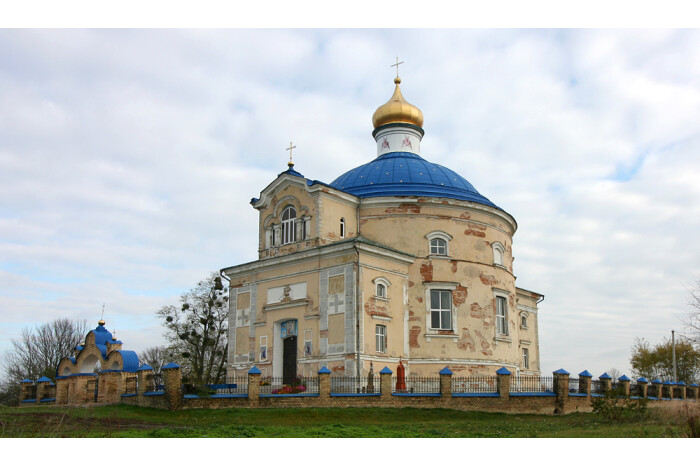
[156,272,228,386]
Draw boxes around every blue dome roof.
[329,152,498,208]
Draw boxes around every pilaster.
[677,382,687,400]
[651,379,663,398]
[137,364,153,403]
[599,373,612,393]
[663,381,674,400]
[19,379,34,402]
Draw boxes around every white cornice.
[223,239,415,279]
[359,196,517,234]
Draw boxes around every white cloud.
[1,29,699,380]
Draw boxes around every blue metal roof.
[317,366,331,374]
[379,366,393,375]
[496,367,511,376]
[329,152,498,207]
[579,370,592,377]
[91,324,113,346]
[162,362,180,370]
[553,368,570,375]
[36,376,52,383]
[439,367,453,375]
[618,375,630,381]
[115,350,139,372]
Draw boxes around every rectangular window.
[430,290,452,330]
[260,336,267,361]
[522,348,529,369]
[304,329,312,356]
[496,296,508,335]
[376,325,386,353]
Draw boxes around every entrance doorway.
[283,335,297,385]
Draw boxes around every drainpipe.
[354,245,361,382]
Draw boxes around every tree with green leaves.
[630,337,700,383]
[156,272,228,385]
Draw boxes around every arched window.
[373,277,391,299]
[282,206,296,244]
[430,238,447,256]
[426,231,452,257]
[493,242,505,266]
[340,218,345,238]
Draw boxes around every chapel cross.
[286,141,296,166]
[391,56,404,78]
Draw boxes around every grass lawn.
[1,404,697,437]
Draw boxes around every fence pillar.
[636,377,648,398]
[247,366,261,405]
[379,366,393,400]
[599,373,612,393]
[651,379,663,398]
[37,376,54,401]
[553,369,570,414]
[496,367,511,400]
[55,377,68,404]
[578,370,592,395]
[439,367,453,397]
[318,366,331,399]
[689,384,699,400]
[618,375,631,397]
[19,379,34,402]
[677,382,687,400]
[663,381,674,400]
[162,362,183,410]
[137,364,153,403]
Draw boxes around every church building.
[221,72,543,382]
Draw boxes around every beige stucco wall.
[224,176,542,380]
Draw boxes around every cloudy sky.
[1,28,699,380]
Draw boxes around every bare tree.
[684,279,700,345]
[606,368,622,381]
[1,318,88,405]
[140,345,175,373]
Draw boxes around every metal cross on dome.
[391,56,404,77]
[286,141,296,164]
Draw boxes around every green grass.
[0,405,692,437]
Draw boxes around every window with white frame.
[376,325,387,353]
[282,206,296,244]
[492,242,505,266]
[426,231,452,256]
[496,295,509,336]
[339,218,345,238]
[260,335,267,361]
[304,329,312,356]
[376,283,386,298]
[522,348,529,369]
[373,277,390,299]
[430,289,452,330]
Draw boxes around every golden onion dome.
[372,77,424,129]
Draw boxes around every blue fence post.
[578,370,592,395]
[318,366,331,399]
[379,366,393,400]
[496,367,511,400]
[439,367,453,397]
[247,366,261,405]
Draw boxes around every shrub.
[591,388,648,422]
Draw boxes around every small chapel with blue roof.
[221,72,544,384]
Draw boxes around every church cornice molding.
[359,196,517,234]
[252,175,359,211]
[222,237,413,279]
